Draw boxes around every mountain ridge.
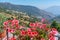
[0,2,55,20]
[45,6,60,16]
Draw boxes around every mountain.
[45,6,60,16]
[0,2,55,20]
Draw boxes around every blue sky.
[0,0,60,9]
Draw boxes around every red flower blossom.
[34,31,38,36]
[10,29,15,33]
[39,24,46,29]
[27,28,32,32]
[20,30,26,36]
[3,21,8,26]
[8,28,15,33]
[11,19,19,26]
[27,31,38,37]
[16,25,20,29]
[8,28,11,32]
[49,36,55,40]
[51,28,58,32]
[50,28,58,35]
[31,28,36,31]
[41,38,45,40]
[48,28,58,40]
[27,31,32,37]
[10,37,16,40]
[20,26,25,29]
[31,32,35,37]
[29,23,35,27]
[48,33,54,38]
[35,22,40,27]
[48,31,56,40]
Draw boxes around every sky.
[0,0,60,9]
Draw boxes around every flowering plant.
[3,18,58,40]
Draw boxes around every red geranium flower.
[49,36,55,40]
[27,31,38,37]
[10,29,15,33]
[34,31,38,36]
[39,24,46,29]
[20,30,26,36]
[11,19,19,26]
[27,28,32,32]
[41,38,45,40]
[51,28,58,32]
[29,23,35,27]
[31,28,36,31]
[3,21,8,26]
[10,37,16,40]
[27,31,32,37]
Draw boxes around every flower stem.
[6,29,8,40]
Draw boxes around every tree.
[51,20,58,28]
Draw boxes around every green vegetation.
[0,13,7,25]
[0,13,7,33]
[51,20,58,28]
[57,24,60,32]
[51,20,60,32]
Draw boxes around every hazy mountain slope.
[51,15,60,23]
[0,2,55,20]
[45,6,60,16]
